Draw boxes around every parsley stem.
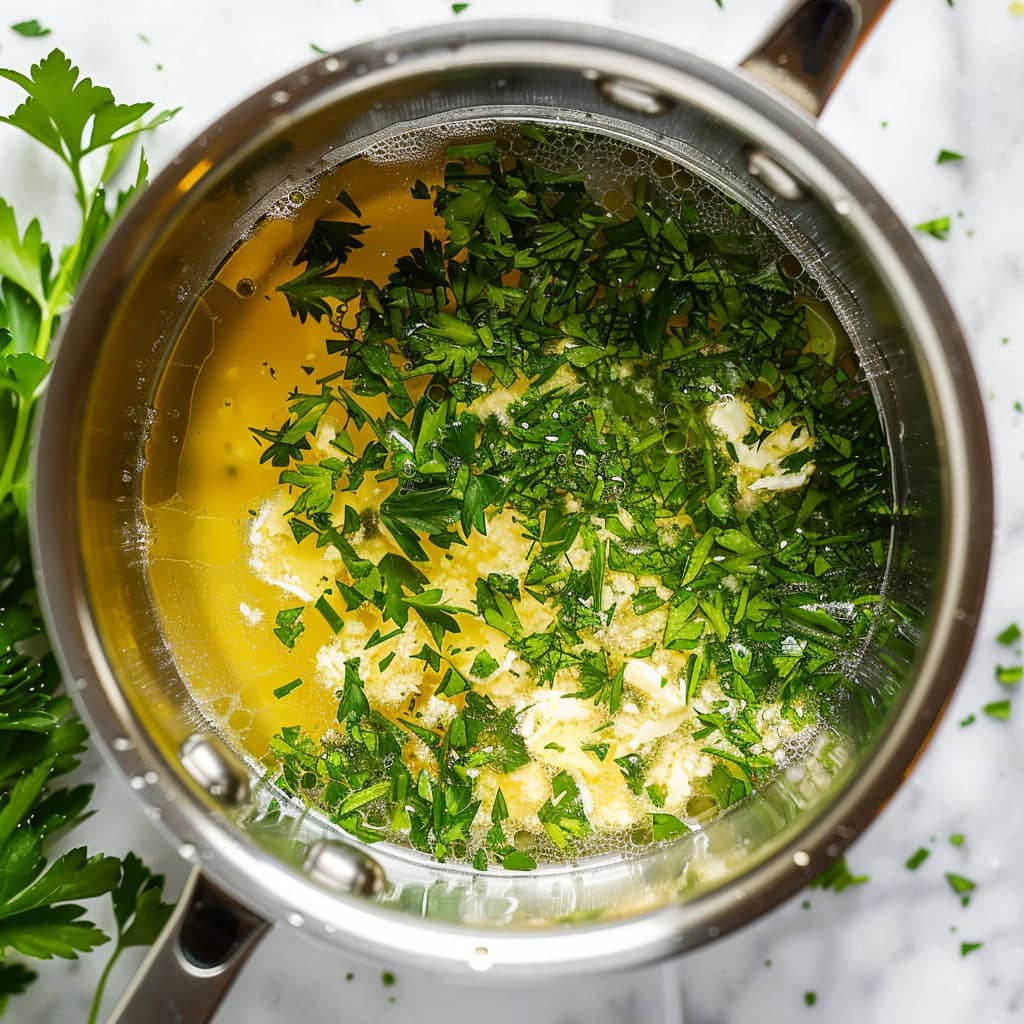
[86,942,123,1024]
[0,197,89,503]
[0,399,30,498]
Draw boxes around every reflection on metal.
[597,77,672,116]
[741,0,893,117]
[180,733,250,805]
[744,147,807,201]
[304,840,386,897]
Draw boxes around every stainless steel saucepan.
[30,2,993,1019]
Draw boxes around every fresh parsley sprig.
[0,48,176,1013]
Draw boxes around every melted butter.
[142,144,805,856]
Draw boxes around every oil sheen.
[141,123,887,868]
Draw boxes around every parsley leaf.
[809,856,869,892]
[905,847,930,870]
[273,607,305,649]
[997,622,1021,646]
[10,21,52,38]
[538,771,591,849]
[914,216,951,240]
[0,48,176,1013]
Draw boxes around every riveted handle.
[107,868,270,1024]
[741,0,893,117]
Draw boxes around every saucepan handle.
[741,0,893,117]
[106,867,270,1024]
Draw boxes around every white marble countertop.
[3,0,1023,1020]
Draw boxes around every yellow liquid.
[142,131,817,859]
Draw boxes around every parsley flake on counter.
[915,216,951,240]
[936,149,965,164]
[382,971,396,986]
[809,856,869,892]
[959,713,976,727]
[997,622,1021,646]
[960,941,983,956]
[905,847,930,870]
[10,19,51,37]
[995,665,1022,686]
[983,700,1011,721]
[949,833,965,847]
[945,872,976,906]
[804,992,818,1007]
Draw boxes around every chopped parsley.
[996,622,1020,646]
[995,665,1021,686]
[936,149,965,164]
[949,833,965,847]
[905,847,930,870]
[809,856,869,892]
[10,19,51,37]
[945,873,976,906]
[247,125,893,869]
[959,941,983,957]
[273,606,306,648]
[983,700,1011,721]
[915,216,951,240]
[273,678,304,699]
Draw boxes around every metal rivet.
[744,147,807,202]
[304,839,386,897]
[179,733,250,805]
[793,849,811,867]
[597,77,673,116]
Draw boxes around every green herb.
[502,851,537,871]
[945,872,976,906]
[273,678,304,700]
[949,833,965,847]
[86,855,174,1024]
[983,700,1011,721]
[451,2,470,11]
[469,650,500,678]
[10,20,51,37]
[905,847,930,870]
[0,48,176,1014]
[538,771,591,849]
[254,124,892,871]
[804,992,817,1007]
[996,624,1019,652]
[959,941,982,956]
[314,594,344,634]
[651,813,689,841]
[960,713,976,727]
[310,43,329,55]
[382,970,396,986]
[995,665,1021,686]
[273,606,306,648]
[915,216,951,240]
[809,856,869,892]
[936,149,965,164]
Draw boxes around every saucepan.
[30,2,992,1020]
